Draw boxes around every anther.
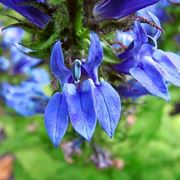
[72,59,82,84]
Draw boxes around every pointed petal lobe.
[64,79,97,140]
[94,81,121,138]
[50,41,71,87]
[45,92,69,147]
[130,58,169,100]
[153,50,180,86]
[84,32,103,84]
[134,22,148,48]
[114,58,135,74]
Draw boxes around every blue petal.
[50,41,71,87]
[0,0,51,28]
[118,79,149,99]
[145,11,162,40]
[45,92,69,147]
[153,50,180,70]
[137,10,162,40]
[157,65,180,87]
[163,52,180,71]
[94,81,121,138]
[93,0,159,20]
[114,58,135,74]
[117,42,134,60]
[83,32,103,84]
[138,44,154,59]
[153,50,180,86]
[134,22,148,48]
[64,79,97,140]
[130,57,169,100]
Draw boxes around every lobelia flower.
[45,32,121,147]
[93,0,159,20]
[114,20,180,101]
[0,25,50,116]
[0,54,50,116]
[1,81,49,116]
[0,0,51,28]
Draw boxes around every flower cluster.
[0,27,49,116]
[0,0,179,147]
[114,20,180,101]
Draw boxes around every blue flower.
[0,0,51,28]
[93,0,159,20]
[0,57,50,116]
[114,21,180,101]
[1,81,49,116]
[45,32,121,147]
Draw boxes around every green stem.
[66,0,79,44]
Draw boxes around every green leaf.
[15,148,60,180]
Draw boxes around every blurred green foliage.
[0,86,180,180]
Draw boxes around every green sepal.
[1,14,23,22]
[21,32,59,59]
[2,22,39,34]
